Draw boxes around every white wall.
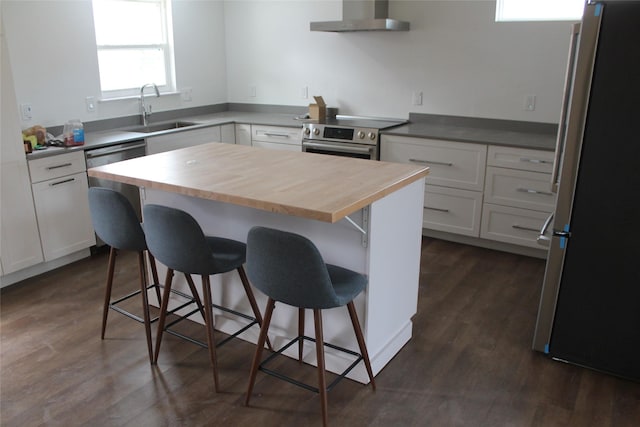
[224,0,574,122]
[2,0,573,129]
[1,0,227,128]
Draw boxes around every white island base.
[142,178,424,384]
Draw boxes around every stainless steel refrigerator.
[532,0,640,382]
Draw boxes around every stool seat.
[143,204,269,392]
[244,226,375,427]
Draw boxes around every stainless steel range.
[302,116,405,160]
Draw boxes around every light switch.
[524,95,536,111]
[20,103,33,121]
[85,96,96,112]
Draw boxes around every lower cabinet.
[146,125,231,155]
[28,151,95,262]
[382,135,555,254]
[251,125,302,151]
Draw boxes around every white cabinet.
[480,145,556,248]
[382,135,486,237]
[146,125,223,155]
[220,123,235,144]
[1,32,43,277]
[235,124,251,146]
[251,125,302,151]
[28,151,95,262]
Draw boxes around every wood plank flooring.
[1,238,639,426]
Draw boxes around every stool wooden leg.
[147,252,162,305]
[237,266,273,351]
[101,247,118,339]
[184,273,205,317]
[313,309,329,427]
[153,268,174,364]
[347,301,376,390]
[246,297,275,406]
[201,275,220,392]
[137,252,154,364]
[298,308,305,362]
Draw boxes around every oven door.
[302,140,377,160]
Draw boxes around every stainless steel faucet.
[140,83,160,126]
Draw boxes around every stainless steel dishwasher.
[85,140,147,245]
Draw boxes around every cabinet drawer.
[28,151,86,183]
[487,145,554,173]
[484,166,556,211]
[423,185,483,237]
[382,136,486,191]
[252,140,302,152]
[146,126,221,154]
[31,171,95,261]
[252,125,301,146]
[480,203,551,249]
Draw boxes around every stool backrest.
[246,226,340,309]
[88,187,146,252]
[143,204,220,275]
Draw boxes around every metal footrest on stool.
[259,335,364,393]
[110,284,199,325]
[164,302,259,349]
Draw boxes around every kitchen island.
[87,142,428,383]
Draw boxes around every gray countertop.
[26,109,558,160]
[27,111,306,159]
[382,113,558,151]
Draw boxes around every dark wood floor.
[1,238,639,426]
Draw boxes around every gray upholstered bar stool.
[87,187,161,363]
[244,226,376,427]
[142,204,268,391]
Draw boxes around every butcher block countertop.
[87,142,429,223]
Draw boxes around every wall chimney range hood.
[310,0,409,32]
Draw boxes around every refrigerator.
[532,0,640,382]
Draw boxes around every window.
[496,0,584,22]
[92,0,175,97]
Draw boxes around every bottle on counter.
[63,119,84,146]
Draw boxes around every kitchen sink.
[127,121,197,133]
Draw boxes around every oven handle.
[303,141,374,155]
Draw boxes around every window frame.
[495,0,585,22]
[93,0,176,99]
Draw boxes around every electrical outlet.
[20,103,33,121]
[85,96,96,112]
[249,86,257,98]
[524,94,536,111]
[412,91,423,106]
[181,87,193,102]
[301,86,308,99]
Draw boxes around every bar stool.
[244,226,376,427]
[142,204,268,391]
[87,187,161,363]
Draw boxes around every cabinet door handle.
[519,157,552,165]
[425,206,450,213]
[49,178,76,187]
[409,158,453,167]
[512,224,540,233]
[516,187,553,196]
[263,132,290,138]
[46,162,73,170]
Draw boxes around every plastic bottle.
[63,120,84,146]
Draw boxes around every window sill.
[98,91,181,103]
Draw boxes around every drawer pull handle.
[512,224,540,233]
[409,158,453,167]
[425,206,450,213]
[46,162,73,170]
[516,187,553,196]
[49,178,76,187]
[520,157,551,165]
[263,132,290,138]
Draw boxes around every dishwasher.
[85,139,147,246]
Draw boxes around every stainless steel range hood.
[310,0,409,32]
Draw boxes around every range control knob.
[357,131,365,139]
[303,128,311,136]
[313,128,320,135]
[369,132,376,140]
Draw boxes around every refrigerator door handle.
[536,212,554,246]
[551,23,582,194]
